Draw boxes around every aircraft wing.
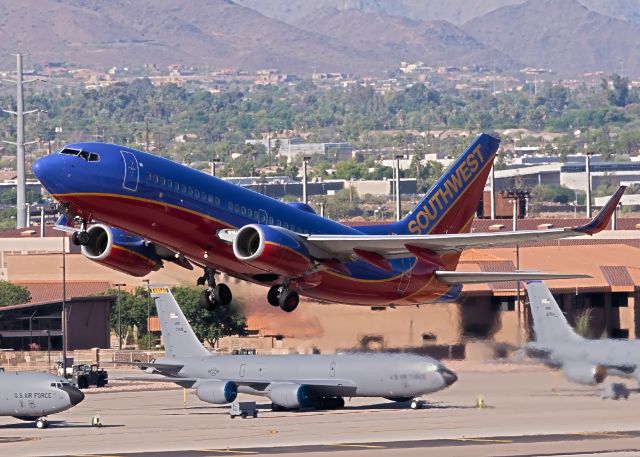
[238,378,358,397]
[435,271,590,284]
[118,375,198,388]
[302,186,625,259]
[115,361,184,375]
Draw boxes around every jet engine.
[267,383,315,409]
[233,224,311,277]
[80,224,162,277]
[563,362,607,385]
[195,380,238,404]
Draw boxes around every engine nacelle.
[563,362,607,385]
[233,224,311,277]
[81,224,161,277]
[195,380,238,404]
[267,382,315,409]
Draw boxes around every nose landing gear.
[198,267,232,310]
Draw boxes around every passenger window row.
[144,172,221,206]
[144,171,305,233]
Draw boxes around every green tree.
[171,286,247,348]
[0,281,31,307]
[607,74,630,107]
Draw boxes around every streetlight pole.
[114,283,126,350]
[142,279,151,352]
[210,157,220,177]
[395,154,403,221]
[302,156,311,205]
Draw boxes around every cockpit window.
[59,148,99,162]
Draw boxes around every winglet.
[574,186,626,235]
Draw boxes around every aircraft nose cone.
[33,154,65,193]
[62,385,85,406]
[439,367,458,387]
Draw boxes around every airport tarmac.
[2,364,640,457]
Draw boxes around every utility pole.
[490,164,496,219]
[302,156,311,205]
[114,283,126,350]
[61,235,67,376]
[3,54,40,229]
[502,188,530,344]
[142,279,151,352]
[585,152,592,218]
[395,154,403,221]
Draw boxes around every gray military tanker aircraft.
[130,287,457,410]
[526,280,640,386]
[0,370,85,428]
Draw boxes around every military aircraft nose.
[438,366,458,386]
[61,385,85,405]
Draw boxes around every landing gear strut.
[267,284,299,312]
[198,267,232,310]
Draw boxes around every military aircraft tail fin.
[151,287,211,358]
[526,281,583,343]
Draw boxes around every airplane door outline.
[121,150,139,192]
[330,361,336,377]
[258,209,268,224]
[240,364,246,377]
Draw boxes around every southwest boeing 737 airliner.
[33,133,624,312]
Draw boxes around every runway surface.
[1,365,640,457]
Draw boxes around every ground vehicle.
[71,364,108,389]
[601,382,630,400]
[230,402,258,419]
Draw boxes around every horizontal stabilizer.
[119,375,197,388]
[435,271,590,285]
[115,362,184,375]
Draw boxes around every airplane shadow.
[159,401,478,415]
[0,421,123,429]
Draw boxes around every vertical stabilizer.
[151,287,210,358]
[526,281,583,343]
[393,133,500,235]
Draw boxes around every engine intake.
[267,382,314,409]
[233,224,311,277]
[563,362,607,385]
[196,380,238,404]
[81,224,161,277]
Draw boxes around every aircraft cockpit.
[59,148,100,162]
[51,381,74,389]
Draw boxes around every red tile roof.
[13,280,112,304]
[600,266,634,287]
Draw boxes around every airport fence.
[0,348,166,372]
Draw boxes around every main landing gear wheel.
[198,267,232,310]
[199,290,217,310]
[71,230,90,246]
[267,285,281,307]
[213,283,232,306]
[35,417,49,429]
[410,399,425,410]
[278,289,299,313]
